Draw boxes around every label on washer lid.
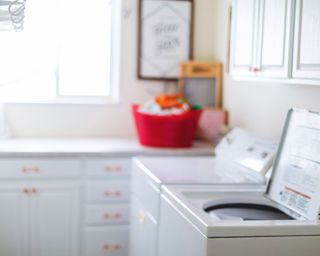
[268,109,320,220]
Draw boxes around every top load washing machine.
[158,108,320,256]
[129,128,278,256]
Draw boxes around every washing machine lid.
[267,108,320,220]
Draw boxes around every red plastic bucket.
[132,104,202,148]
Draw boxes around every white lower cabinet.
[84,226,129,256]
[129,196,157,256]
[0,186,29,256]
[30,184,79,256]
[0,183,79,256]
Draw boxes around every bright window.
[0,0,119,103]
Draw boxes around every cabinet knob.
[104,166,112,172]
[253,67,261,72]
[114,212,121,219]
[138,211,146,224]
[113,244,121,250]
[22,188,29,194]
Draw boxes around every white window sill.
[3,96,120,106]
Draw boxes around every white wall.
[5,0,320,139]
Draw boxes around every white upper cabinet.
[230,0,258,76]
[292,0,320,80]
[255,0,293,78]
[230,0,320,82]
[231,0,293,78]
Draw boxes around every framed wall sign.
[138,0,194,81]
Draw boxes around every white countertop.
[0,138,214,157]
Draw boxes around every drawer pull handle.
[104,191,122,197]
[21,167,40,173]
[103,244,121,251]
[104,165,122,172]
[104,213,122,219]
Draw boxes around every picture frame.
[138,0,194,81]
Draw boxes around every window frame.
[0,0,121,105]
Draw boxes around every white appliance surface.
[133,156,266,186]
[162,185,320,238]
[159,108,320,238]
[134,127,278,187]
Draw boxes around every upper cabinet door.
[292,0,320,79]
[230,0,258,76]
[255,0,293,78]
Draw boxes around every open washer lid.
[267,108,320,220]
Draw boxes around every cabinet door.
[292,0,320,79]
[129,196,158,256]
[230,0,258,76]
[0,186,29,256]
[255,0,293,78]
[30,183,79,256]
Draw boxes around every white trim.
[229,75,320,86]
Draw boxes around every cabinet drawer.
[84,226,128,256]
[85,181,130,203]
[85,158,130,178]
[0,158,81,179]
[85,204,129,225]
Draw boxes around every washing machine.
[129,128,277,256]
[158,108,320,256]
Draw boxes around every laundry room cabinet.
[292,0,320,80]
[0,139,213,256]
[0,182,79,256]
[230,0,293,78]
[230,0,320,83]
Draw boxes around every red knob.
[23,188,29,194]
